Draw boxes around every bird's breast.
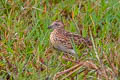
[50,30,57,46]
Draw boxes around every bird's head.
[48,20,64,29]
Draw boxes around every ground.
[0,0,120,80]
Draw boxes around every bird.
[48,20,92,54]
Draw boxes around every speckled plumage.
[48,20,92,54]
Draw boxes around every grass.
[0,0,120,80]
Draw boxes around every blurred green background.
[0,0,120,80]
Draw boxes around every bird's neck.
[54,28,65,33]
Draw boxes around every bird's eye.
[55,23,59,26]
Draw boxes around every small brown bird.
[48,20,92,54]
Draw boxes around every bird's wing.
[64,31,92,48]
[56,29,92,49]
[55,29,73,49]
[56,33,73,49]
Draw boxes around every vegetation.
[0,0,120,80]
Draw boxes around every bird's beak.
[48,25,52,29]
